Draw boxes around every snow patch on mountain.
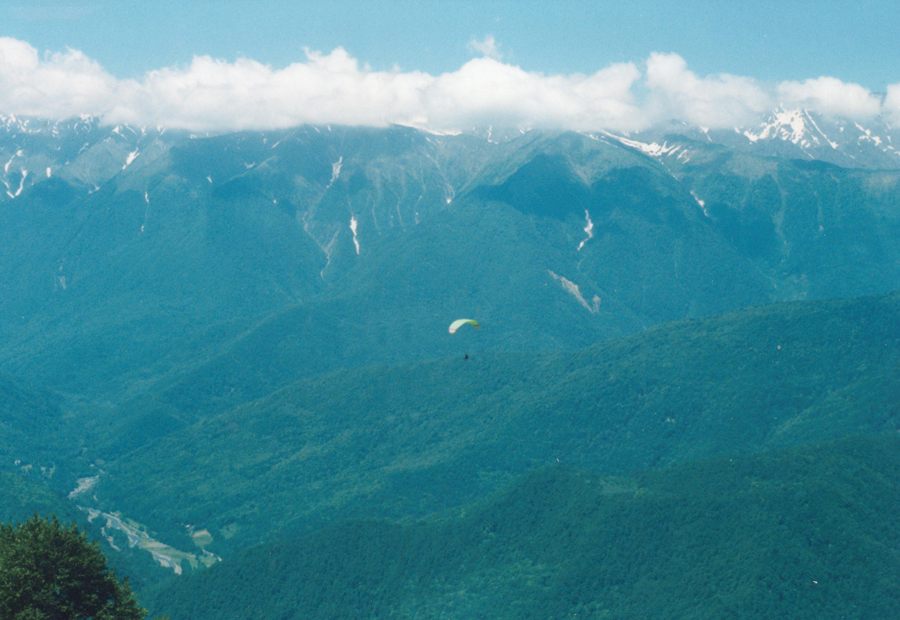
[4,150,22,173]
[854,122,891,151]
[577,210,594,250]
[604,132,682,157]
[123,150,139,169]
[350,216,360,254]
[742,109,838,150]
[856,123,879,144]
[396,122,462,137]
[7,170,27,198]
[330,156,343,185]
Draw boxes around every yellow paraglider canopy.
[448,319,479,334]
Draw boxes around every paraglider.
[449,318,479,360]
[448,319,479,334]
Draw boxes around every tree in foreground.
[0,514,148,620]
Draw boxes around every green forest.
[91,291,900,556]
[150,435,900,619]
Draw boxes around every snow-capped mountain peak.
[741,108,838,150]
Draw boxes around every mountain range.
[0,108,898,617]
[1,109,899,401]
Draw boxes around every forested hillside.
[150,435,900,620]
[89,292,900,556]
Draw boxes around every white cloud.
[421,57,644,132]
[644,52,773,128]
[778,77,881,120]
[883,83,900,124]
[105,47,645,133]
[468,35,502,60]
[106,49,434,131]
[0,37,120,118]
[0,38,892,133]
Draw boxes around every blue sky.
[4,0,896,88]
[1,0,898,131]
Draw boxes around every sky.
[1,0,899,132]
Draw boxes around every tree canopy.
[0,514,147,620]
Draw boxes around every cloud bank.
[467,36,502,61]
[0,37,893,133]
